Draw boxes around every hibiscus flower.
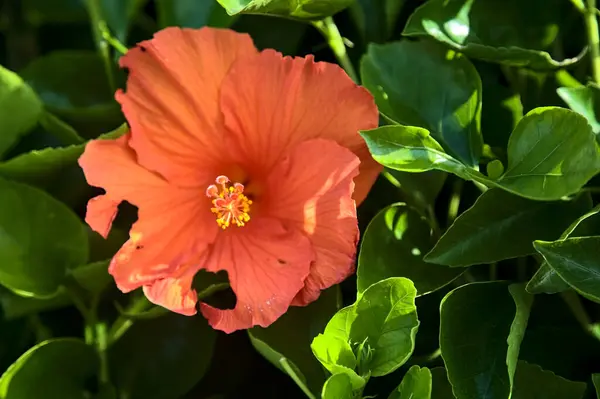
[79,27,379,333]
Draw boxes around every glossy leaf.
[360,125,483,181]
[156,0,236,29]
[512,361,586,399]
[0,177,89,298]
[403,0,583,69]
[361,40,483,166]
[0,64,43,157]
[109,313,217,399]
[20,51,123,137]
[534,236,600,303]
[310,306,366,390]
[388,365,432,399]
[250,287,340,395]
[425,189,591,267]
[357,203,462,294]
[216,0,352,19]
[440,282,532,399]
[557,83,600,134]
[349,277,419,377]
[321,373,354,399]
[0,339,98,399]
[497,107,600,200]
[527,204,600,294]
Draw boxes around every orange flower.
[79,27,379,333]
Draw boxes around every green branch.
[312,17,358,83]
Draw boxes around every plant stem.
[561,291,600,341]
[586,0,600,83]
[447,179,463,226]
[107,283,231,346]
[85,0,116,92]
[99,21,129,55]
[107,294,152,345]
[311,17,358,83]
[64,278,111,385]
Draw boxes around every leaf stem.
[561,291,600,341]
[447,179,463,226]
[311,17,358,83]
[107,294,152,346]
[280,358,316,399]
[64,277,111,385]
[85,0,116,93]
[99,21,129,55]
[586,0,600,83]
[107,283,231,346]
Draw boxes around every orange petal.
[79,133,218,293]
[200,218,314,333]
[79,134,170,238]
[264,139,360,305]
[117,27,258,185]
[220,50,380,204]
[143,257,205,316]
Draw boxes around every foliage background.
[2,0,600,398]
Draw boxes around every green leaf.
[0,64,43,157]
[440,282,532,399]
[388,365,432,399]
[360,125,482,180]
[496,107,600,200]
[534,236,600,303]
[403,0,584,69]
[425,189,591,267]
[361,40,483,166]
[109,313,216,399]
[507,284,534,389]
[0,338,99,399]
[363,107,600,201]
[349,277,419,377]
[0,260,110,320]
[557,83,600,134]
[216,0,352,19]
[349,0,405,43]
[0,177,89,298]
[156,0,236,28]
[527,204,600,294]
[311,306,365,390]
[357,203,462,294]
[250,287,340,395]
[20,51,124,137]
[430,368,454,399]
[512,361,586,399]
[0,123,127,189]
[322,373,354,399]
[39,112,85,145]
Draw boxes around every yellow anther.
[206,175,252,230]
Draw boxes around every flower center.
[206,175,252,229]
